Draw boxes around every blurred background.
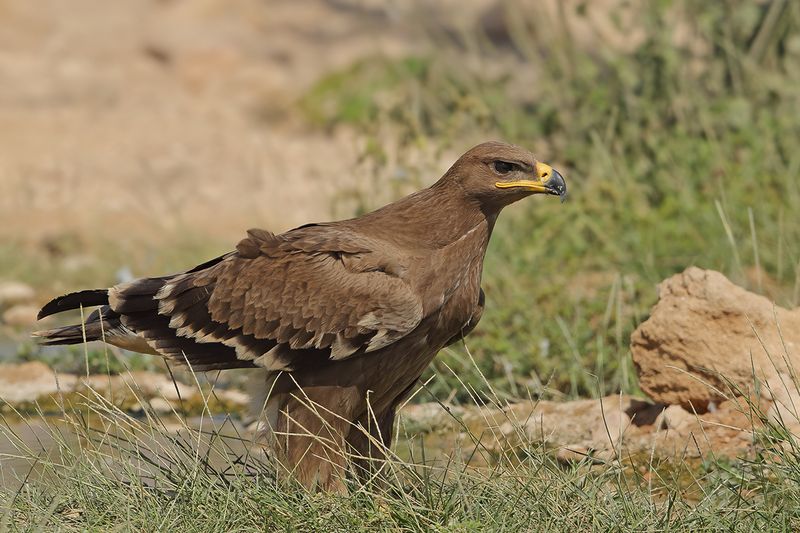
[1,0,799,401]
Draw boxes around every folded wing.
[109,226,423,371]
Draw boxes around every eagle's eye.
[492,160,515,174]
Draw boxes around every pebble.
[0,281,35,308]
[2,304,39,327]
[149,397,174,414]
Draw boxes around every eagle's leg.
[345,407,397,482]
[251,371,418,490]
[260,384,362,493]
[345,380,418,483]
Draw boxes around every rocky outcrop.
[400,395,759,462]
[631,267,800,410]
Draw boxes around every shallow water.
[0,339,20,362]
[0,413,260,495]
[0,419,78,493]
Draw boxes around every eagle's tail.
[33,321,106,346]
[33,289,112,345]
[37,289,109,320]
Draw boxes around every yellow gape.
[494,161,556,193]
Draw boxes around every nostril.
[536,162,554,180]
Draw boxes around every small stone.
[122,371,194,402]
[555,445,591,463]
[216,388,249,406]
[657,405,696,435]
[148,397,173,414]
[590,408,631,447]
[0,281,35,308]
[0,362,76,404]
[2,304,40,327]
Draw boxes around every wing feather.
[110,225,423,371]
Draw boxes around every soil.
[0,0,419,245]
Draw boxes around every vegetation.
[304,0,800,400]
[3,354,800,530]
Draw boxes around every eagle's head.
[442,141,567,210]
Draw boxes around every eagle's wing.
[109,226,424,371]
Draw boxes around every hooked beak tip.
[544,169,567,202]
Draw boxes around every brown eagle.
[35,141,566,490]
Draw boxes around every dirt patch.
[0,0,419,245]
[0,0,694,249]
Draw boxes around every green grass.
[303,0,800,401]
[3,363,800,531]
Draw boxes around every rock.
[0,362,75,404]
[148,397,174,414]
[123,371,194,402]
[657,404,696,434]
[656,399,756,457]
[80,371,194,402]
[0,281,35,308]
[590,404,632,446]
[400,396,758,463]
[631,267,800,410]
[513,396,634,452]
[765,375,800,434]
[400,402,466,434]
[215,388,249,406]
[133,400,174,416]
[2,304,40,327]
[447,395,639,457]
[555,444,593,463]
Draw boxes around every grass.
[3,1,800,530]
[3,349,800,531]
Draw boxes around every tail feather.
[34,323,103,345]
[36,290,114,346]
[37,289,109,320]
[33,309,114,345]
[33,265,257,369]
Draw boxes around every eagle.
[34,141,566,490]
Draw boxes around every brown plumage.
[34,141,566,490]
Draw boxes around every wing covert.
[148,226,423,370]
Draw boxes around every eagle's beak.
[544,167,568,203]
[495,162,568,202]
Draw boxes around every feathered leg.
[252,377,362,492]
